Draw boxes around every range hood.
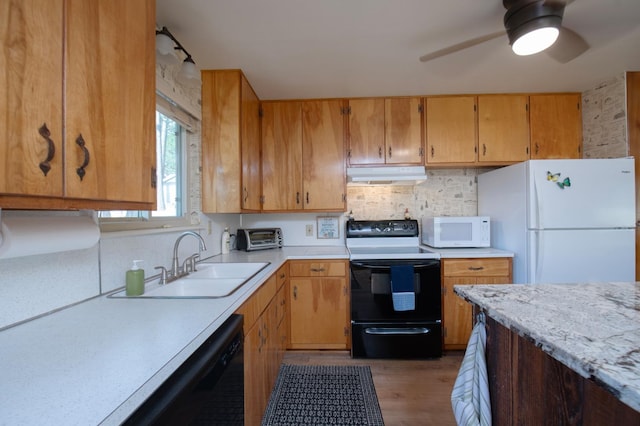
[346,166,427,185]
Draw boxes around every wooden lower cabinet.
[442,257,512,350]
[288,260,349,349]
[235,264,288,425]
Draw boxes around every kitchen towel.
[0,213,100,259]
[390,264,415,311]
[451,312,491,426]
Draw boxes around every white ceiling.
[156,0,640,100]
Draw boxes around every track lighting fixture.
[155,26,201,87]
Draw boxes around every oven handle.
[364,327,431,335]
[350,260,438,269]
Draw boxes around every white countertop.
[0,246,348,426]
[421,246,514,258]
[1,243,516,425]
[454,282,640,413]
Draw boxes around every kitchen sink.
[188,262,270,279]
[142,278,248,298]
[109,262,270,299]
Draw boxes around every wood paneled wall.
[626,72,640,280]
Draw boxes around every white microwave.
[421,216,491,248]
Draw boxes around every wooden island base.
[484,315,639,425]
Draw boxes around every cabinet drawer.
[443,258,511,277]
[289,260,347,277]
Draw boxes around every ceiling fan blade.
[419,31,505,62]
[545,26,589,63]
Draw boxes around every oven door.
[350,258,441,322]
[351,321,442,359]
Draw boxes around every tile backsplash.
[347,168,482,220]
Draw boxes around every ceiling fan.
[419,0,589,64]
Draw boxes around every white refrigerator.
[478,158,635,284]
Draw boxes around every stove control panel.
[346,219,419,238]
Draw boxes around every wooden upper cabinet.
[0,0,64,198]
[425,96,477,164]
[0,0,156,209]
[261,101,303,211]
[301,100,346,211]
[384,97,424,164]
[346,97,423,165]
[240,77,261,210]
[347,98,385,165]
[478,95,530,163]
[65,0,155,204]
[530,94,582,159]
[202,70,261,213]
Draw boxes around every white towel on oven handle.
[451,312,491,426]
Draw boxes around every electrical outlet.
[305,224,314,236]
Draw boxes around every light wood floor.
[282,350,464,426]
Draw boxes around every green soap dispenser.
[126,260,145,296]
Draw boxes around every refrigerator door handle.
[531,231,544,283]
[532,170,542,229]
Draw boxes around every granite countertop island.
[454,282,640,415]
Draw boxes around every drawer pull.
[310,268,326,273]
[365,327,430,335]
[468,266,484,271]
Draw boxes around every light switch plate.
[305,224,314,236]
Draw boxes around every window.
[99,101,191,230]
[155,110,184,217]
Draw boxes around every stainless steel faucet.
[172,231,207,277]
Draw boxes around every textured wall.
[582,73,628,158]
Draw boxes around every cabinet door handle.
[38,123,56,176]
[388,146,392,158]
[468,266,484,271]
[293,286,297,300]
[75,134,90,181]
[243,187,248,203]
[482,144,487,156]
[431,146,434,158]
[535,143,539,155]
[378,146,383,158]
[296,191,300,205]
[306,192,309,204]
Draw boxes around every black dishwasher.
[124,314,244,425]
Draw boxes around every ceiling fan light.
[504,0,564,56]
[512,26,560,56]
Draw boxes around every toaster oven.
[236,228,283,251]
